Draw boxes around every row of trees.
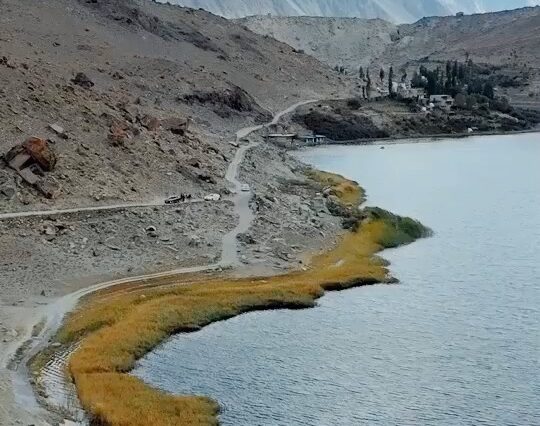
[411,59,495,99]
[351,58,498,102]
[358,66,397,97]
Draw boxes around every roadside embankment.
[45,172,430,426]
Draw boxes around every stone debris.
[3,137,60,198]
[139,114,160,131]
[71,72,94,88]
[48,123,68,139]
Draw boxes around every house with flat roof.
[429,94,454,111]
[299,134,327,145]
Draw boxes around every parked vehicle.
[165,196,182,204]
[204,193,221,201]
[240,184,250,192]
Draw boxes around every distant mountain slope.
[237,16,396,70]
[384,6,540,68]
[0,0,351,212]
[239,7,540,73]
[163,0,540,22]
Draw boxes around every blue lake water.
[134,133,540,425]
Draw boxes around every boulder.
[71,72,94,88]
[162,117,189,135]
[22,137,57,171]
[48,123,68,139]
[36,176,61,199]
[0,170,16,200]
[108,124,130,146]
[0,184,16,200]
[139,114,160,131]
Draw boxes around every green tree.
[452,60,458,80]
[388,66,394,97]
[411,71,425,88]
[482,82,495,99]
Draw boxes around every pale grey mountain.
[163,0,540,22]
[238,6,540,72]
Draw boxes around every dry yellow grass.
[52,170,430,426]
[57,218,405,426]
[306,169,365,206]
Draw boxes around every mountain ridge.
[162,0,540,22]
[238,7,540,70]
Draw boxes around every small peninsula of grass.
[306,169,365,206]
[50,172,430,426]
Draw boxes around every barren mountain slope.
[237,16,396,70]
[164,0,540,22]
[239,7,540,87]
[0,0,350,213]
[382,7,540,68]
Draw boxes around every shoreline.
[9,105,539,424]
[1,99,322,425]
[298,127,540,148]
[40,175,430,425]
[6,105,540,424]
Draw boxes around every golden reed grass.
[52,172,427,425]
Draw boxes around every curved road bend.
[5,98,320,421]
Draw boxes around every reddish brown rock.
[22,137,57,171]
[108,124,130,146]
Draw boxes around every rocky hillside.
[240,7,540,71]
[237,16,396,69]
[0,0,350,213]
[164,0,539,22]
[382,6,540,68]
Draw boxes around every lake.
[133,133,540,425]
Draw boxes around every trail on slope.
[3,99,319,424]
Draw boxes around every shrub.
[362,207,432,248]
[347,98,362,110]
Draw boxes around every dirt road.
[1,99,319,425]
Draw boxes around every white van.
[204,193,221,202]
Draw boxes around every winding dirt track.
[3,99,318,423]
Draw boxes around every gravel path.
[0,99,319,425]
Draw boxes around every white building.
[429,95,454,111]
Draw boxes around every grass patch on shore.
[306,169,365,206]
[364,207,432,248]
[54,207,430,426]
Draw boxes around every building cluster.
[366,77,456,112]
[264,132,327,146]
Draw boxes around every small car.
[240,184,250,192]
[204,193,221,202]
[165,196,182,204]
